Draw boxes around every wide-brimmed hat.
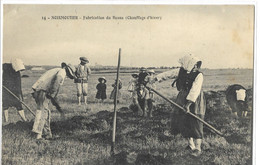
[65,64,76,79]
[139,67,147,72]
[131,73,139,78]
[80,57,89,63]
[98,77,107,83]
[147,69,155,74]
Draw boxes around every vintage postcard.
[1,1,257,165]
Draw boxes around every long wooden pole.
[3,85,35,116]
[111,48,121,156]
[145,86,224,137]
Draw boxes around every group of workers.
[128,68,156,117]
[3,58,86,140]
[2,54,250,157]
[94,76,123,103]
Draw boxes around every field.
[2,68,254,165]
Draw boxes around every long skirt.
[96,90,107,100]
[171,90,206,139]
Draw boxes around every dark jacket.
[96,83,107,100]
[2,63,23,110]
[173,67,201,92]
[138,72,149,85]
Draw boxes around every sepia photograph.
[1,2,256,165]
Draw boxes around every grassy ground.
[2,68,253,165]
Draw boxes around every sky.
[2,5,255,69]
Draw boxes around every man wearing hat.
[74,57,91,105]
[154,54,206,157]
[31,62,75,140]
[2,58,27,122]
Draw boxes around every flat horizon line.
[23,64,253,70]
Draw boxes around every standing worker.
[74,57,91,105]
[110,79,122,104]
[127,73,139,94]
[2,58,27,122]
[154,54,206,157]
[95,77,107,103]
[31,63,75,140]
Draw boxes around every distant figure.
[128,74,144,116]
[74,57,91,105]
[2,58,27,122]
[95,77,107,103]
[31,63,75,140]
[110,79,122,103]
[127,73,139,93]
[138,67,149,86]
[226,84,249,117]
[145,69,156,100]
[136,84,153,117]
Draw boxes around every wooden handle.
[111,48,121,156]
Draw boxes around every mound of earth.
[21,75,29,78]
[49,86,252,143]
[112,151,171,165]
[51,111,112,133]
[204,88,253,113]
[3,121,33,133]
[2,88,252,145]
[204,90,228,112]
[49,87,252,138]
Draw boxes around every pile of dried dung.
[112,151,171,165]
[51,114,111,133]
[135,153,172,165]
[152,104,172,117]
[113,151,135,165]
[95,110,113,120]
[89,131,112,143]
[3,121,33,134]
[204,90,228,111]
[204,88,253,114]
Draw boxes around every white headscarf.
[178,54,201,72]
[11,58,25,72]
